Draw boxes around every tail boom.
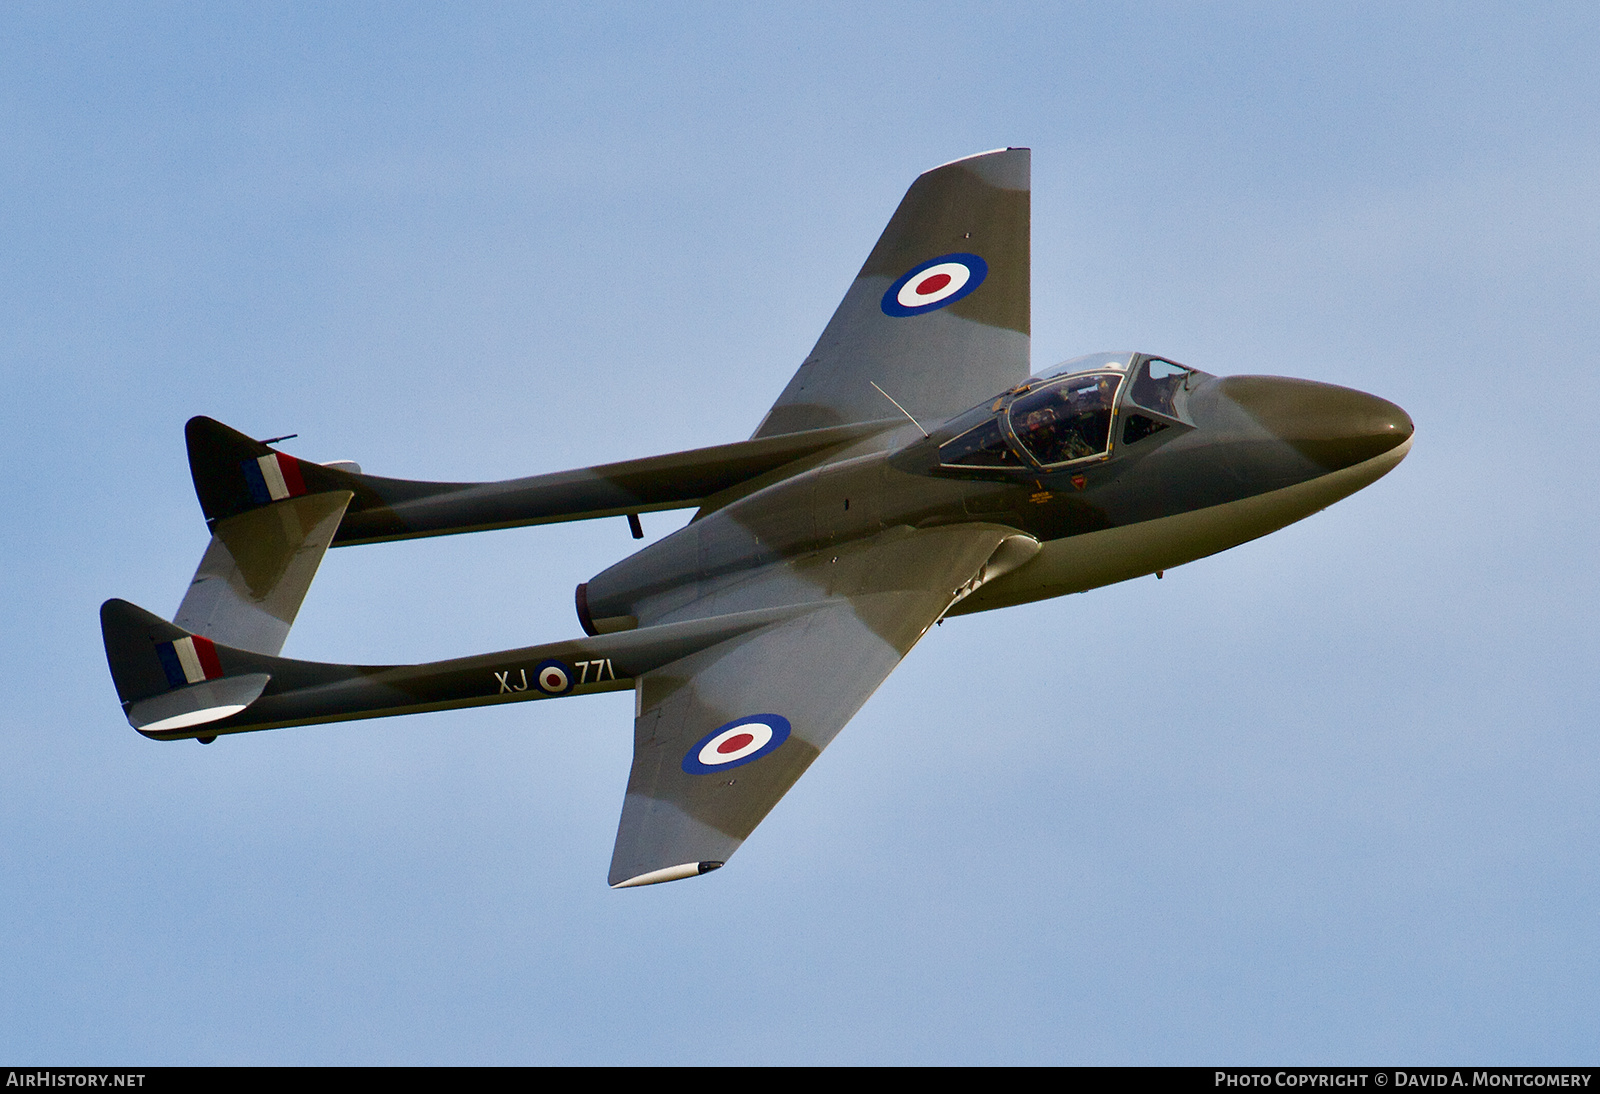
[101,599,809,741]
[186,416,897,548]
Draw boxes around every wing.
[607,522,1037,887]
[753,148,1030,439]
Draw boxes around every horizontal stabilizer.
[101,596,814,741]
[174,490,352,655]
[186,416,897,548]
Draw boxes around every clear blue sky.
[3,2,1596,1063]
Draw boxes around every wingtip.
[609,861,723,889]
[924,147,1019,173]
[920,147,1030,191]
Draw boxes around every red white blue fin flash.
[156,635,224,689]
[242,452,308,505]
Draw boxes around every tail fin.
[100,599,272,735]
[185,415,363,527]
[179,417,352,655]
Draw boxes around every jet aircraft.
[100,148,1413,887]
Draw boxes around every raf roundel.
[533,659,574,695]
[881,252,989,317]
[682,715,792,775]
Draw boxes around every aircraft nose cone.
[1219,375,1414,471]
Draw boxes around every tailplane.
[173,491,351,656]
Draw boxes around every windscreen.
[1128,357,1195,418]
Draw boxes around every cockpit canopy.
[937,352,1203,472]
[1032,351,1135,380]
[1010,372,1121,465]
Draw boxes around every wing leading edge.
[608,522,1034,887]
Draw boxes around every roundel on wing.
[533,659,574,695]
[881,253,988,317]
[682,715,792,775]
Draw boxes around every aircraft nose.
[1218,375,1414,472]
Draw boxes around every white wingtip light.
[610,862,723,888]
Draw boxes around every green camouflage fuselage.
[580,365,1413,633]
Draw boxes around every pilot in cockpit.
[1011,373,1121,466]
